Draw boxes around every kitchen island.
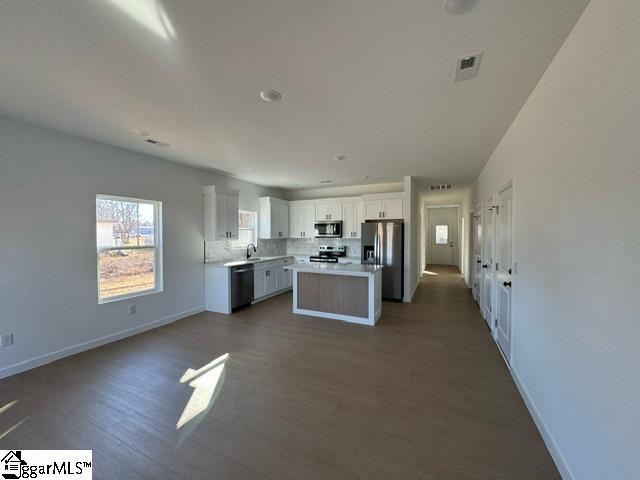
[283,263,383,325]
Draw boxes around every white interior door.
[496,185,513,361]
[473,206,483,303]
[426,206,458,266]
[481,199,495,327]
[430,223,454,265]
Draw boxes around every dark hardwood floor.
[0,266,559,479]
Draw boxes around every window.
[96,195,162,303]
[232,210,257,248]
[435,225,449,245]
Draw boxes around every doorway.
[426,206,458,266]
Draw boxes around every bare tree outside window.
[96,195,162,302]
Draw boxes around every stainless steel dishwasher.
[230,264,254,312]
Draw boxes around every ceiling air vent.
[145,138,170,147]
[430,184,453,191]
[455,52,482,82]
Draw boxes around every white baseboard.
[403,276,421,303]
[510,366,574,480]
[0,306,205,380]
[252,287,291,305]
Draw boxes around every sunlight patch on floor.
[423,270,439,276]
[0,416,30,440]
[0,400,18,415]
[177,353,229,429]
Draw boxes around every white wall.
[403,176,422,301]
[459,188,472,286]
[472,0,640,477]
[0,115,282,378]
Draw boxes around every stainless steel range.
[309,245,346,263]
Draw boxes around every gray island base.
[284,263,384,326]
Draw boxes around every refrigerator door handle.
[374,233,379,265]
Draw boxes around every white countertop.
[204,255,293,268]
[284,262,383,277]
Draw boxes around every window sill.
[98,287,163,305]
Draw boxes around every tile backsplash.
[204,237,361,262]
[204,238,286,262]
[286,238,361,257]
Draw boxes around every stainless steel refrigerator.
[361,220,404,301]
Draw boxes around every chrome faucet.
[246,243,257,260]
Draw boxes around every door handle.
[233,268,253,274]
[482,264,488,268]
[503,281,511,287]
[477,260,481,264]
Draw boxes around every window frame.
[231,210,258,249]
[435,224,449,245]
[96,194,164,304]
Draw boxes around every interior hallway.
[0,266,558,479]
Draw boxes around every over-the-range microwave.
[314,221,342,238]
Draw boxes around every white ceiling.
[0,0,589,190]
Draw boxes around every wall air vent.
[430,184,453,191]
[145,138,170,147]
[455,52,482,82]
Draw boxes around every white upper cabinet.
[315,203,342,221]
[225,194,239,239]
[342,202,363,238]
[204,185,239,241]
[289,204,315,238]
[363,194,404,220]
[259,197,289,239]
[382,197,404,219]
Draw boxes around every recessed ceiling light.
[320,180,333,184]
[259,90,282,102]
[133,129,149,136]
[333,155,346,161]
[442,0,479,15]
[246,168,256,172]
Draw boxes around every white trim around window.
[96,194,163,304]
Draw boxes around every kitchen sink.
[246,257,262,262]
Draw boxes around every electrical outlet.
[2,333,14,347]
[129,304,136,315]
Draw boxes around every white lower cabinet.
[264,266,277,294]
[279,265,293,290]
[253,257,293,302]
[254,267,266,299]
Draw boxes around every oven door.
[314,221,342,238]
